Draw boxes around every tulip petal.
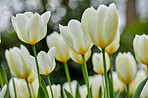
[24,12,33,18]
[41,11,51,24]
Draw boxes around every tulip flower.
[47,84,61,98]
[129,70,146,95]
[116,52,137,98]
[11,11,51,45]
[37,47,56,76]
[27,69,37,83]
[46,31,70,63]
[0,84,7,98]
[113,72,124,93]
[81,3,118,49]
[9,78,30,97]
[105,30,120,55]
[59,19,93,55]
[70,50,91,64]
[59,19,93,98]
[133,34,148,66]
[63,80,77,98]
[79,85,87,98]
[140,81,148,98]
[29,79,39,98]
[89,75,104,98]
[5,45,32,79]
[92,52,110,75]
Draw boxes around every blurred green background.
[0,0,148,89]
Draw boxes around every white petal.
[41,11,51,24]
[23,12,33,18]
[0,84,7,97]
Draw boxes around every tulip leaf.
[75,83,81,98]
[114,90,120,98]
[1,65,9,98]
[38,85,46,98]
[40,78,49,98]
[64,89,74,98]
[98,86,102,98]
[132,77,148,98]
[0,73,3,87]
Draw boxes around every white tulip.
[115,52,137,85]
[70,50,91,64]
[37,47,56,76]
[79,85,87,98]
[11,11,51,45]
[92,52,110,74]
[5,45,32,79]
[81,3,118,49]
[47,84,61,98]
[46,31,70,62]
[59,19,93,55]
[0,84,7,98]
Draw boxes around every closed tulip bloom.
[115,52,137,85]
[89,75,104,98]
[106,30,120,54]
[113,72,124,93]
[70,50,91,64]
[129,70,146,95]
[133,34,148,65]
[27,69,37,83]
[47,84,61,98]
[37,47,56,76]
[59,19,93,55]
[29,79,39,98]
[63,80,78,98]
[0,84,7,98]
[46,31,70,62]
[11,11,51,45]
[9,78,29,97]
[5,45,32,79]
[79,85,87,98]
[140,81,148,98]
[81,3,118,49]
[92,52,110,75]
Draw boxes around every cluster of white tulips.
[0,3,148,98]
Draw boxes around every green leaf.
[108,75,114,98]
[37,86,46,98]
[132,77,148,98]
[75,83,81,98]
[64,89,74,98]
[1,65,9,98]
[98,86,102,98]
[0,73,3,87]
[40,78,49,98]
[114,90,120,98]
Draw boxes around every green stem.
[11,74,17,98]
[64,62,72,94]
[109,55,114,98]
[26,79,32,98]
[102,49,110,98]
[82,55,91,98]
[32,45,41,84]
[81,64,86,82]
[127,84,130,98]
[46,75,54,98]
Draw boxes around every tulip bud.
[37,47,56,76]
[59,19,93,55]
[5,45,32,79]
[70,50,91,64]
[81,3,118,49]
[115,52,137,85]
[79,85,87,98]
[92,52,110,74]
[11,11,51,45]
[133,34,148,65]
[27,69,37,83]
[47,84,61,98]
[46,31,70,62]
[140,81,148,98]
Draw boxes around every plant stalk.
[46,75,54,98]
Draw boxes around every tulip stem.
[26,79,32,98]
[46,75,54,98]
[102,49,110,98]
[127,84,130,98]
[32,45,41,85]
[11,74,17,98]
[64,62,73,94]
[82,55,91,98]
[81,64,86,82]
[109,55,114,98]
